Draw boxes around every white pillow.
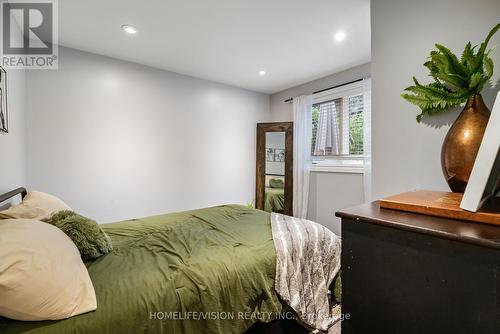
[0,191,71,221]
[0,219,97,321]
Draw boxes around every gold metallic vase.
[441,94,490,193]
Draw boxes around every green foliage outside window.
[349,112,364,155]
[348,95,364,155]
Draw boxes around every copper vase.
[441,94,490,192]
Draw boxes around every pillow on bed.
[49,211,113,261]
[0,219,97,321]
[269,178,284,189]
[0,191,71,221]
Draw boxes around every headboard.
[0,187,27,204]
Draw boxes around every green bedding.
[0,205,283,334]
[264,188,284,213]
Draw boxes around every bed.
[264,176,285,213]
[0,188,340,334]
[264,188,284,213]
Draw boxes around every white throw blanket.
[270,213,341,331]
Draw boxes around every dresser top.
[336,201,500,250]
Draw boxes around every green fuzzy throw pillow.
[49,210,113,261]
[269,178,284,189]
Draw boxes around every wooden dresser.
[336,201,500,334]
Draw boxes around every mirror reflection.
[264,132,285,213]
[256,122,292,215]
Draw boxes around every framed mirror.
[255,122,293,215]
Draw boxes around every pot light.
[259,70,267,76]
[334,31,346,42]
[121,24,137,35]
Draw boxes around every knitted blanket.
[271,213,341,331]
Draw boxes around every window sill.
[310,164,364,174]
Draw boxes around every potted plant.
[402,24,499,192]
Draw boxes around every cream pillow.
[0,219,97,321]
[0,191,71,220]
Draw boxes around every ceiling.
[58,0,371,94]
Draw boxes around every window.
[311,81,367,172]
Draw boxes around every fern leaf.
[461,42,473,63]
[472,23,500,74]
[434,70,469,89]
[479,23,500,56]
[435,44,469,79]
[469,72,489,93]
[415,106,450,123]
[461,42,478,73]
[402,23,499,122]
[484,56,494,79]
[401,94,434,108]
[469,73,483,90]
[427,51,469,88]
[405,79,469,100]
[401,91,465,111]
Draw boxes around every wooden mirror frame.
[255,122,293,216]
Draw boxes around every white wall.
[0,23,27,200]
[26,47,270,222]
[270,64,370,233]
[307,171,364,236]
[371,0,500,199]
[0,69,26,198]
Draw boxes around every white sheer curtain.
[314,100,340,155]
[293,95,313,218]
[363,78,372,202]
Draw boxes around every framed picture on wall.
[266,148,275,162]
[274,149,285,162]
[0,66,7,133]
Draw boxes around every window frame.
[311,81,365,174]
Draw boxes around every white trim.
[310,165,364,174]
[311,157,364,174]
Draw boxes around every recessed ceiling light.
[334,31,346,42]
[121,24,137,35]
[259,70,267,76]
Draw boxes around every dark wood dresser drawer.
[336,202,500,334]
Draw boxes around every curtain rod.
[283,78,364,103]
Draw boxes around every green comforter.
[0,205,283,334]
[264,188,284,213]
